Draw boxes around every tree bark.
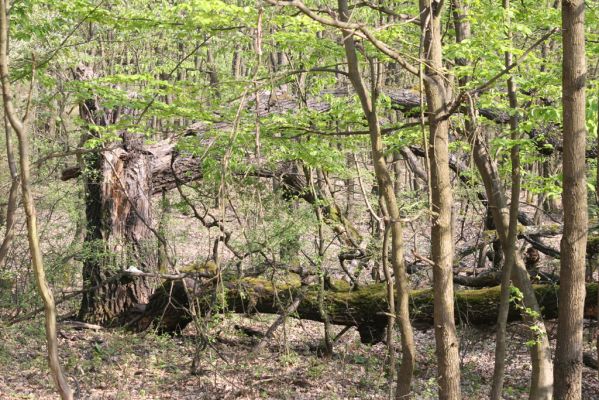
[75,67,155,325]
[472,137,554,399]
[0,1,73,397]
[138,276,599,342]
[554,1,588,398]
[78,139,156,324]
[0,116,19,266]
[450,0,554,396]
[491,1,522,397]
[420,1,461,398]
[337,0,415,396]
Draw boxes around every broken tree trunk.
[65,123,365,324]
[60,82,572,328]
[78,133,157,325]
[76,65,157,325]
[134,275,598,344]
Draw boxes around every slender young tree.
[335,1,416,395]
[554,0,588,398]
[419,1,461,398]
[0,116,18,265]
[451,1,554,397]
[491,0,522,397]
[0,0,73,398]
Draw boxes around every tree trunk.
[337,0,415,396]
[491,1,522,397]
[78,136,156,324]
[472,136,554,399]
[554,1,588,398]
[0,2,73,397]
[138,276,599,342]
[0,116,19,266]
[75,66,155,325]
[451,0,553,396]
[420,1,461,398]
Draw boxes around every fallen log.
[452,267,560,288]
[135,275,598,344]
[453,270,501,288]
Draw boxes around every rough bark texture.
[61,138,204,194]
[76,67,154,325]
[67,122,363,325]
[554,1,588,398]
[78,136,155,324]
[420,1,461,398]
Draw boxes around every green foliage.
[510,286,546,347]
[1,2,598,396]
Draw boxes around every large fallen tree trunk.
[135,275,598,344]
[59,83,584,327]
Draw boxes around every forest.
[0,0,598,399]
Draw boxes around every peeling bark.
[75,66,154,325]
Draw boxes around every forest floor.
[0,313,598,399]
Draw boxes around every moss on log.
[138,275,598,344]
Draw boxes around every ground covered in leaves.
[0,315,597,399]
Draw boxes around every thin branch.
[12,0,107,82]
[444,27,559,121]
[353,153,381,223]
[264,0,421,76]
[350,1,420,25]
[22,58,35,125]
[134,36,212,125]
[411,250,435,267]
[35,145,117,167]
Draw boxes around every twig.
[60,320,102,331]
[252,289,307,353]
[353,153,381,224]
